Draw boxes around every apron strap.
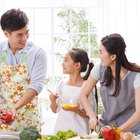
[1,51,27,63]
[0,51,7,73]
[1,51,7,63]
[0,50,7,80]
[22,52,27,62]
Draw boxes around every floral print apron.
[0,51,41,132]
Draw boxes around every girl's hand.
[49,93,58,102]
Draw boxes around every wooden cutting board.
[67,135,104,140]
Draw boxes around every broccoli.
[19,126,41,140]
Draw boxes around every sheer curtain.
[97,0,140,64]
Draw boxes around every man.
[0,8,47,132]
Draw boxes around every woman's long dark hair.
[101,33,140,96]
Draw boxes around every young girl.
[80,33,140,135]
[49,48,97,135]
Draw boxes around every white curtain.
[97,0,140,64]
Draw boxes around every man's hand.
[0,108,16,125]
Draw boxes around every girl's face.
[62,52,79,74]
[99,43,116,67]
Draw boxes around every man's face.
[4,25,29,52]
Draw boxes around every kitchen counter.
[0,131,19,140]
[68,134,104,140]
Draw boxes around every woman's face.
[99,43,116,67]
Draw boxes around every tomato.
[5,111,13,123]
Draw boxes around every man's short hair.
[0,8,29,32]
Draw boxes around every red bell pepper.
[102,127,115,140]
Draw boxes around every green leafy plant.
[54,8,98,59]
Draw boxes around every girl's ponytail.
[83,62,94,80]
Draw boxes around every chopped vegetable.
[43,129,77,140]
[43,135,59,140]
[19,126,41,140]
[61,104,78,109]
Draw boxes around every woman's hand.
[89,116,98,131]
[120,132,135,140]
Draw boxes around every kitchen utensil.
[47,89,58,96]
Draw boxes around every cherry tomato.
[5,111,13,123]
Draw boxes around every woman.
[49,48,97,135]
[80,33,140,135]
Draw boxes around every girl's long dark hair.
[69,48,98,112]
[101,33,140,96]
[69,48,94,80]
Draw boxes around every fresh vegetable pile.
[96,125,136,140]
[42,129,77,140]
[19,126,41,140]
[96,125,122,140]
